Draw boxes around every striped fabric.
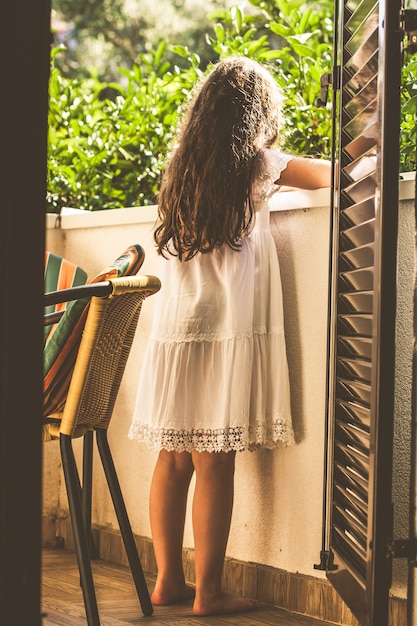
[44,245,145,420]
[44,252,88,342]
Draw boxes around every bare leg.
[191,451,257,616]
[149,450,195,605]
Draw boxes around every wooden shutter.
[319,1,403,624]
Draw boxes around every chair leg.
[60,434,100,626]
[82,430,97,558]
[96,428,153,617]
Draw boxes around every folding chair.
[44,244,145,419]
[43,245,158,625]
[44,245,146,552]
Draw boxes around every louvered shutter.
[321,1,403,625]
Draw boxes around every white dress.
[128,150,295,453]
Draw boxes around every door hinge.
[386,537,417,562]
[314,549,338,571]
[315,66,341,108]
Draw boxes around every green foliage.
[47,44,201,212]
[51,0,231,78]
[48,1,336,211]
[401,52,417,173]
[48,0,417,212]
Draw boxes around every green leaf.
[269,22,291,37]
[287,36,315,57]
[214,23,225,43]
[231,5,243,33]
[299,7,312,33]
[275,0,305,17]
[154,41,166,68]
[171,45,190,58]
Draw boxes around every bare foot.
[193,590,257,616]
[151,581,195,606]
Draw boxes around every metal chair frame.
[44,275,160,624]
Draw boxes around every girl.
[129,57,330,616]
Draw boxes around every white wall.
[44,182,414,589]
[392,197,415,596]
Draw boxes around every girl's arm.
[278,156,332,190]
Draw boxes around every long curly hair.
[155,57,284,260]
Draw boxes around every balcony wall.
[44,178,415,615]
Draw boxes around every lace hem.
[128,419,295,453]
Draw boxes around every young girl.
[129,57,330,616]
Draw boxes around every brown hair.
[155,57,283,260]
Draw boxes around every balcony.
[42,178,414,625]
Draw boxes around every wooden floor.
[41,548,336,626]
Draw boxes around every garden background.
[48,0,417,213]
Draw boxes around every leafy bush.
[401,51,417,173]
[47,0,416,212]
[48,0,335,212]
[51,0,238,79]
[48,43,201,211]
